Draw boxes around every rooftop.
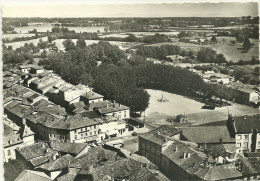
[17,142,50,160]
[233,114,260,133]
[181,126,235,143]
[14,170,52,181]
[139,125,181,145]
[39,154,75,171]
[50,142,88,155]
[81,91,104,100]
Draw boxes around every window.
[85,132,88,136]
[244,135,248,139]
[90,132,92,136]
[53,134,55,138]
[124,114,126,118]
[81,128,83,132]
[75,135,77,140]
[92,101,94,103]
[49,134,52,138]
[94,131,96,135]
[74,130,76,134]
[237,135,242,140]
[244,142,248,147]
[81,134,83,138]
[94,125,96,129]
[236,143,241,147]
[8,150,11,156]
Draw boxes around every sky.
[2,2,259,18]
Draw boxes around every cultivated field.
[4,37,48,49]
[2,33,36,40]
[148,36,259,62]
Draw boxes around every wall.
[69,124,99,143]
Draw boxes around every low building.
[80,89,104,104]
[138,125,181,166]
[227,114,260,153]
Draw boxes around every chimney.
[243,115,247,119]
[204,141,207,150]
[204,158,208,167]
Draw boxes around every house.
[138,125,181,166]
[19,64,44,74]
[176,114,188,123]
[227,114,260,153]
[26,113,100,143]
[80,89,104,104]
[166,55,186,63]
[96,116,128,140]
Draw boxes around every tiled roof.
[86,100,111,110]
[139,125,181,145]
[205,143,226,157]
[70,147,117,168]
[197,164,243,180]
[39,154,75,171]
[162,141,205,171]
[50,142,88,155]
[129,167,170,181]
[181,126,235,143]
[98,103,129,114]
[233,114,260,133]
[81,91,103,100]
[240,157,260,175]
[14,170,52,181]
[17,143,50,160]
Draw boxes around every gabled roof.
[196,164,243,180]
[181,126,235,143]
[81,91,104,100]
[15,170,52,181]
[39,154,75,171]
[70,147,117,169]
[139,125,181,145]
[233,114,260,133]
[50,142,88,155]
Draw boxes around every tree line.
[38,39,238,113]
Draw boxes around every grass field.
[148,36,259,62]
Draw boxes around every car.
[131,132,137,136]
[202,105,215,110]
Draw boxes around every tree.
[48,35,53,42]
[104,27,109,33]
[125,34,138,42]
[243,37,252,51]
[76,38,86,48]
[62,39,76,51]
[211,35,217,43]
[236,33,245,42]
